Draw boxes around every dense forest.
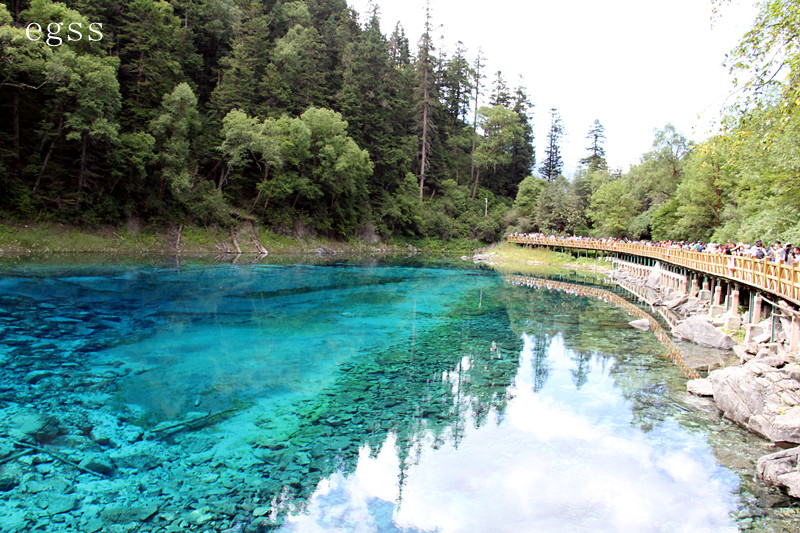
[0,0,535,242]
[1,0,798,245]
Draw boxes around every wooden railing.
[508,235,800,307]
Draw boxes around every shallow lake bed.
[0,257,797,532]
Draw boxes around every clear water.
[0,257,797,532]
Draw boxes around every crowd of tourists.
[509,232,800,266]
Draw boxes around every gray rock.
[79,453,116,476]
[708,363,800,444]
[753,352,784,368]
[678,342,737,373]
[646,262,662,289]
[785,364,800,381]
[629,318,650,331]
[87,412,144,447]
[687,378,714,397]
[771,407,800,444]
[36,493,80,515]
[25,370,54,384]
[672,315,734,350]
[0,439,15,459]
[0,473,19,491]
[734,344,751,363]
[101,503,159,524]
[10,412,61,443]
[664,293,688,310]
[108,441,165,471]
[0,509,28,533]
[680,298,702,315]
[758,447,800,498]
[753,332,773,344]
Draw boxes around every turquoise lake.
[0,257,798,532]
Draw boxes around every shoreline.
[0,222,484,257]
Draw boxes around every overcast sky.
[347,0,758,176]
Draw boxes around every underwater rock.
[184,506,214,525]
[37,493,81,515]
[108,441,165,471]
[88,416,144,448]
[79,453,116,476]
[8,411,62,443]
[629,319,651,331]
[0,509,28,533]
[0,439,16,459]
[100,503,159,524]
[0,473,19,491]
[25,370,55,384]
[758,446,800,498]
[672,316,734,350]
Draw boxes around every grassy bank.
[0,222,485,256]
[476,241,611,276]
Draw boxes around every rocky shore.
[611,263,800,500]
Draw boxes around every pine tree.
[539,108,564,182]
[414,0,438,202]
[580,119,607,171]
[489,71,511,107]
[469,48,485,188]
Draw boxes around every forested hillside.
[0,0,534,242]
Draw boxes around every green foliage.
[513,175,547,214]
[151,82,200,199]
[1,0,540,242]
[588,179,637,237]
[722,0,800,117]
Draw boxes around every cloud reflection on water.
[280,333,739,533]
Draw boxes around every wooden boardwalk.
[508,235,800,307]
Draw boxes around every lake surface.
[0,257,797,532]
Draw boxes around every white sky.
[347,0,759,176]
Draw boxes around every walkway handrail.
[508,235,800,307]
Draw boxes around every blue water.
[0,258,795,532]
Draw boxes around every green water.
[0,257,797,532]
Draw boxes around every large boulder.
[7,411,61,443]
[687,378,714,397]
[629,318,650,331]
[707,361,800,443]
[672,315,734,350]
[758,446,800,498]
[646,262,662,289]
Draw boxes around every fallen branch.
[149,408,238,437]
[11,440,99,476]
[0,448,33,465]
